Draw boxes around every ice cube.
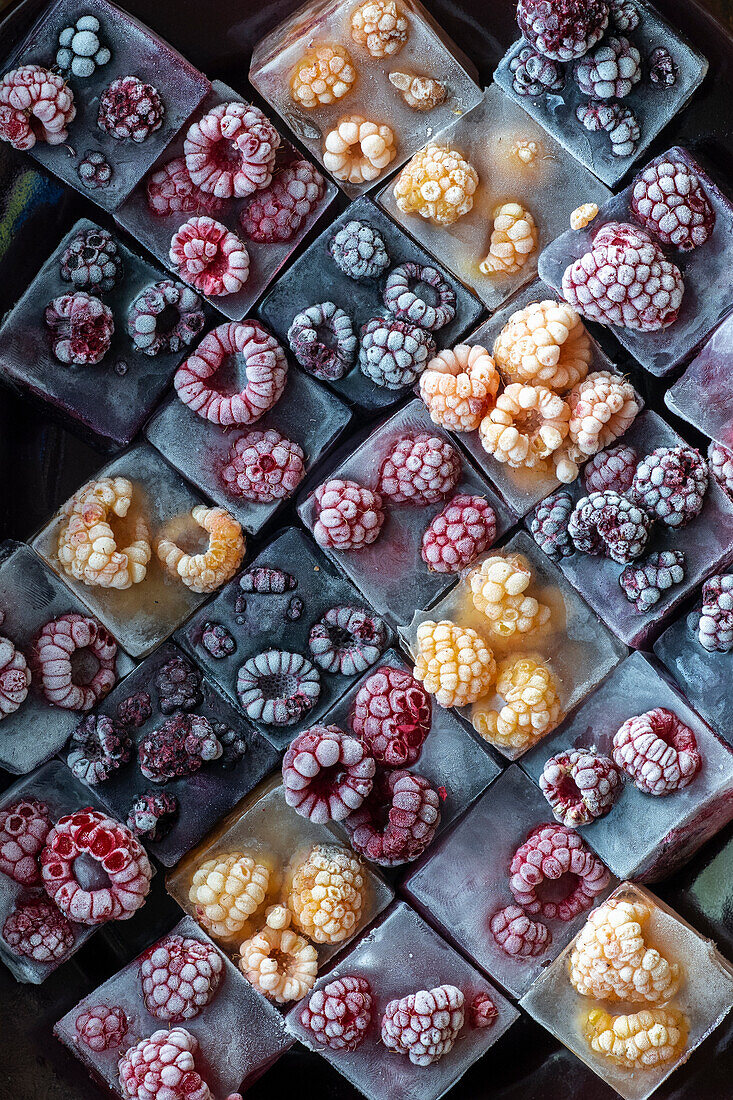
[665,313,733,448]
[379,83,612,311]
[249,0,483,198]
[259,196,483,414]
[672,826,733,961]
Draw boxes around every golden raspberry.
[469,553,551,637]
[388,71,446,111]
[479,202,538,277]
[239,904,317,1003]
[189,852,270,938]
[511,139,541,166]
[288,845,364,945]
[414,620,496,708]
[323,115,396,184]
[419,344,500,432]
[350,0,409,57]
[570,898,681,1004]
[393,144,478,226]
[583,1007,687,1069]
[571,203,599,231]
[290,44,356,109]
[472,656,561,751]
[493,301,592,392]
[479,384,570,470]
[156,505,245,594]
[565,371,640,461]
[57,476,151,590]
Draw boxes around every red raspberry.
[584,444,638,494]
[344,769,440,865]
[0,65,76,150]
[2,898,74,962]
[612,707,702,795]
[98,75,163,142]
[184,102,280,199]
[709,442,733,503]
[283,724,375,822]
[313,479,385,551]
[568,490,651,564]
[630,159,715,252]
[381,984,465,1066]
[489,905,551,957]
[146,157,225,218]
[300,975,373,1051]
[699,574,733,652]
[576,101,640,158]
[240,160,326,243]
[631,444,708,528]
[45,292,114,366]
[421,494,497,573]
[562,221,684,332]
[377,434,461,506]
[517,0,609,61]
[470,992,498,1028]
[75,1004,128,1051]
[575,36,641,99]
[221,429,305,502]
[140,934,223,1021]
[169,216,249,298]
[118,1027,213,1100]
[349,665,431,767]
[509,824,610,920]
[539,749,622,826]
[0,799,51,885]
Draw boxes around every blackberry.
[568,490,651,564]
[126,791,178,841]
[575,37,641,99]
[117,691,152,728]
[619,550,685,613]
[631,445,708,528]
[287,301,357,382]
[329,220,390,280]
[509,45,565,96]
[530,490,574,561]
[59,228,122,293]
[358,315,435,389]
[200,622,236,659]
[155,655,202,714]
[285,596,304,621]
[649,46,677,86]
[699,574,733,652]
[609,0,639,31]
[127,280,205,356]
[576,101,640,157]
[77,150,112,189]
[67,714,132,785]
[517,0,610,61]
[139,713,222,782]
[215,722,248,768]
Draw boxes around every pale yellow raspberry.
[156,505,245,594]
[414,620,496,708]
[419,344,500,432]
[393,144,478,225]
[388,70,446,111]
[570,899,681,1004]
[479,384,570,470]
[57,476,151,590]
[493,300,592,392]
[583,1007,687,1070]
[571,203,599,231]
[479,202,537,277]
[290,44,357,109]
[565,371,640,461]
[469,553,551,637]
[323,115,396,184]
[351,0,409,58]
[511,139,541,166]
[189,852,270,938]
[239,905,318,1003]
[471,656,561,752]
[288,844,364,945]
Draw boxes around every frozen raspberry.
[381,984,464,1066]
[240,160,325,242]
[613,707,701,795]
[288,845,365,944]
[240,904,317,1002]
[323,115,397,185]
[0,65,75,150]
[351,0,410,57]
[493,299,591,392]
[170,216,249,298]
[139,714,222,783]
[221,429,305,502]
[359,315,435,389]
[562,221,684,331]
[67,714,132,785]
[383,263,456,331]
[45,292,114,366]
[2,899,74,963]
[584,1006,687,1069]
[530,490,574,562]
[575,36,641,98]
[566,373,640,468]
[34,611,118,712]
[480,202,538,278]
[378,433,461,506]
[584,444,638,494]
[609,0,639,29]
[0,799,51,885]
[509,823,610,920]
[184,101,279,199]
[308,606,388,676]
[240,566,296,594]
[489,905,551,957]
[313,478,385,551]
[145,156,224,217]
[419,344,500,433]
[350,665,431,767]
[329,220,389,280]
[127,281,204,357]
[388,70,447,110]
[117,691,152,728]
[570,898,680,1003]
[288,301,357,381]
[568,490,651,564]
[141,934,223,1021]
[77,150,113,189]
[575,100,640,157]
[200,622,236,659]
[215,722,247,769]
[472,656,561,753]
[60,228,122,293]
[98,75,163,142]
[631,444,708,528]
[0,635,30,719]
[189,851,269,937]
[631,160,715,251]
[708,442,733,502]
[344,768,440,865]
[155,655,202,714]
[470,554,551,638]
[237,649,320,726]
[479,383,570,472]
[510,45,565,96]
[619,549,685,613]
[414,620,496,708]
[126,790,178,841]
[421,495,497,573]
[699,574,733,652]
[290,43,357,109]
[286,597,304,622]
[571,203,599,231]
[393,143,478,225]
[118,1027,213,1100]
[470,993,498,1029]
[517,0,609,61]
[75,1004,128,1052]
[540,749,621,825]
[649,46,677,86]
[282,724,375,822]
[300,976,373,1051]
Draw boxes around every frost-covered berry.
[237,650,321,727]
[118,1027,213,1100]
[510,44,565,96]
[60,228,122,293]
[67,714,132,785]
[45,292,114,366]
[288,301,357,382]
[0,65,76,150]
[117,691,152,728]
[140,934,223,1021]
[75,1004,128,1051]
[169,217,249,298]
[393,143,478,225]
[344,768,440,864]
[329,220,389,280]
[127,281,204,357]
[619,550,685,613]
[539,748,622,825]
[470,554,551,637]
[584,444,638,495]
[0,799,51,885]
[156,655,202,713]
[509,823,610,920]
[126,791,178,842]
[313,479,385,551]
[414,620,496,707]
[568,490,651,564]
[709,442,733,503]
[350,665,431,767]
[576,100,640,158]
[584,1006,687,1069]
[189,851,269,937]
[200,622,236,659]
[240,160,325,243]
[282,724,375,822]
[612,707,701,795]
[699,574,733,652]
[517,0,609,61]
[300,976,372,1051]
[575,36,641,98]
[631,444,708,528]
[185,101,279,199]
[378,433,461,506]
[308,606,388,676]
[382,263,456,331]
[77,150,112,189]
[630,160,715,251]
[2,898,74,963]
[649,46,677,86]
[530,490,574,561]
[98,75,164,142]
[421,495,497,573]
[146,156,224,218]
[221,430,305,502]
[490,905,551,957]
[470,992,498,1029]
[608,0,639,30]
[288,845,365,944]
[381,984,464,1066]
[56,15,110,78]
[359,315,435,389]
[139,714,222,783]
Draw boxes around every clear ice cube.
[665,312,733,448]
[673,826,733,961]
